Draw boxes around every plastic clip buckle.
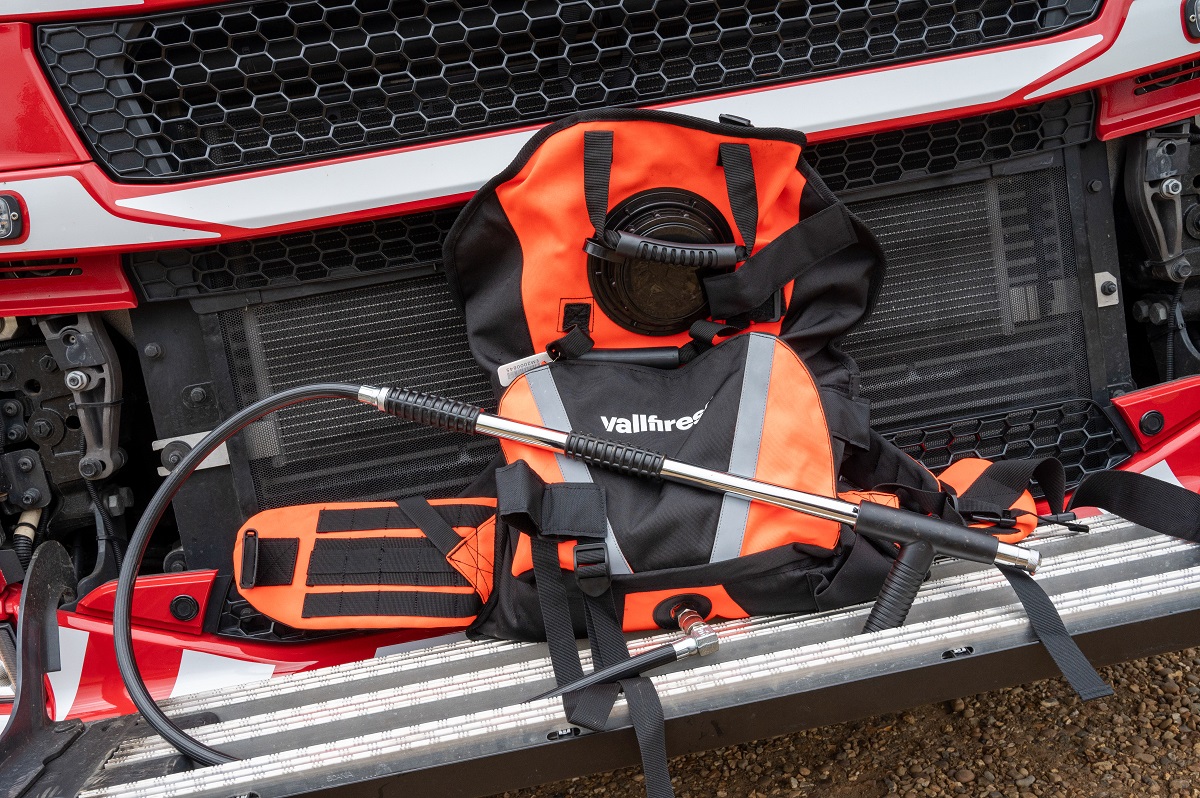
[573,542,611,597]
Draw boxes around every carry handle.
[585,231,745,270]
[861,540,935,633]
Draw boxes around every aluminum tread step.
[71,517,1200,798]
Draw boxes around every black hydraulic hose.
[81,437,123,569]
[113,382,362,767]
[1167,282,1185,381]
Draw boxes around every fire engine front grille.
[217,276,498,510]
[36,0,1102,182]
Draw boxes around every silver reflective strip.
[710,334,775,562]
[523,368,633,575]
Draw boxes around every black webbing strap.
[956,458,1068,517]
[301,590,480,619]
[397,496,464,556]
[306,538,470,587]
[546,325,596,361]
[718,143,757,255]
[1069,469,1200,543]
[622,677,675,798]
[678,320,744,364]
[999,567,1113,701]
[315,504,494,534]
[584,130,615,244]
[703,203,859,321]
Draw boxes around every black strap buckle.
[573,542,611,597]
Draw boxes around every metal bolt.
[189,386,208,404]
[8,212,16,221]
[78,458,100,479]
[64,370,90,391]
[0,363,11,381]
[143,342,163,359]
[1,400,19,417]
[16,456,34,473]
[1160,178,1184,198]
[1100,280,1117,296]
[1132,300,1150,323]
[167,451,183,466]
[6,425,26,442]
[30,419,52,439]
[38,355,58,373]
[1174,261,1194,281]
[20,488,41,507]
[1087,179,1103,193]
[1149,302,1171,325]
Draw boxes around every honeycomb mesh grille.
[804,93,1095,192]
[129,207,459,299]
[37,0,1102,182]
[217,275,498,510]
[125,94,1094,301]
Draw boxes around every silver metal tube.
[660,459,860,525]
[994,541,1041,573]
[475,414,570,451]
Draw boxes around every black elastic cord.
[114,382,363,766]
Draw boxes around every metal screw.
[1087,179,1102,193]
[1100,280,1117,296]
[189,386,208,404]
[38,355,58,373]
[1,400,19,417]
[16,456,33,473]
[143,342,163,359]
[6,425,26,442]
[167,451,183,467]
[78,458,101,479]
[0,363,11,381]
[64,370,90,391]
[8,212,16,221]
[20,488,41,507]
[30,419,52,439]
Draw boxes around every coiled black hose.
[113,382,362,766]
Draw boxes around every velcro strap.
[397,496,465,555]
[703,203,858,320]
[542,483,607,540]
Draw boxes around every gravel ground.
[490,647,1200,798]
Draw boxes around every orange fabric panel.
[232,498,497,630]
[620,585,747,632]
[510,534,577,578]
[497,375,566,485]
[496,120,805,352]
[741,343,842,555]
[937,458,1036,544]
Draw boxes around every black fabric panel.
[441,190,535,394]
[841,428,940,493]
[545,335,752,570]
[562,303,592,332]
[1070,469,1200,543]
[255,538,299,587]
[301,590,481,619]
[542,484,608,540]
[779,168,886,402]
[306,538,469,587]
[315,504,494,533]
[398,496,466,555]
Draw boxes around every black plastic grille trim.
[37,0,1103,182]
[883,400,1131,490]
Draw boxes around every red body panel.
[0,24,88,170]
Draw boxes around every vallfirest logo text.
[601,404,707,434]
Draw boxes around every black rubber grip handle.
[855,500,999,565]
[862,540,935,633]
[382,388,481,434]
[564,432,665,478]
[586,232,744,269]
